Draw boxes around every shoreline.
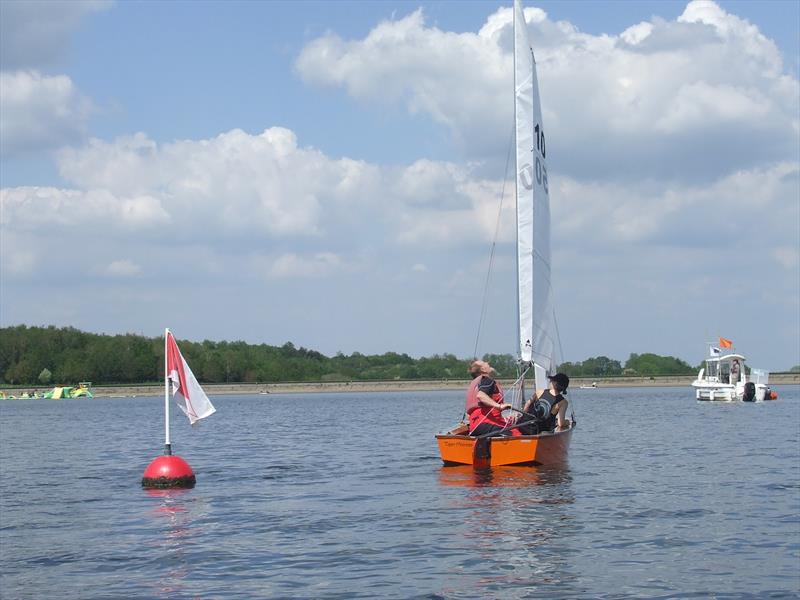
[6,374,797,398]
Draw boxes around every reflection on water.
[2,389,797,598]
[438,464,573,489]
[144,488,197,598]
[438,464,578,597]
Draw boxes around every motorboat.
[691,352,775,401]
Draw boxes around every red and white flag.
[166,331,216,425]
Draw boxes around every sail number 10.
[520,122,548,193]
[535,123,546,158]
[534,123,548,193]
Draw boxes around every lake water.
[1,385,798,599]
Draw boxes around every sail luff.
[514,0,534,364]
[513,0,522,364]
[514,0,555,374]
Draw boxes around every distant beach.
[36,373,799,398]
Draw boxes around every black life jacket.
[532,389,564,430]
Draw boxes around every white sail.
[514,0,555,374]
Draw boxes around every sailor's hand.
[499,403,512,411]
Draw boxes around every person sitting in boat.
[730,359,741,384]
[465,360,514,437]
[517,373,570,434]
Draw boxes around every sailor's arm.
[477,390,510,411]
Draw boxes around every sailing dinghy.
[436,0,573,467]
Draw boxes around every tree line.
[1,325,702,387]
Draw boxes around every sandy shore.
[67,373,799,397]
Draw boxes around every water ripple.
[1,387,798,598]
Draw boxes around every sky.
[1,0,798,371]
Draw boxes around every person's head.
[548,373,569,394]
[469,360,494,378]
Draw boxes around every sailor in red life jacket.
[465,360,515,437]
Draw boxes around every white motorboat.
[691,352,774,401]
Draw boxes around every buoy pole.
[164,328,171,456]
[141,328,195,488]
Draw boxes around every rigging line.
[552,307,576,419]
[473,122,515,359]
[553,307,565,369]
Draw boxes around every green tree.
[624,353,694,376]
[481,354,516,377]
[38,368,52,385]
[4,358,37,384]
[581,356,623,377]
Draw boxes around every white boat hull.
[691,353,774,402]
[691,381,768,402]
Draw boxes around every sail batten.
[514,0,554,374]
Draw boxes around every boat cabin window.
[705,361,719,381]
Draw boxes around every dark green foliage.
[480,354,517,377]
[0,325,477,385]
[0,325,699,385]
[623,353,695,376]
[559,356,623,377]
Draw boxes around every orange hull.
[436,425,573,467]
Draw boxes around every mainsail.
[514,0,555,377]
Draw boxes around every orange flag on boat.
[719,337,733,349]
[166,331,216,425]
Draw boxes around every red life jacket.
[466,376,506,430]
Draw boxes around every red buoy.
[142,454,196,489]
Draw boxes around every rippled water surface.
[1,386,798,599]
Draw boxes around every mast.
[514,0,535,367]
[515,0,554,391]
[164,328,172,455]
[513,0,521,367]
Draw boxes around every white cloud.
[1,128,508,251]
[296,1,798,183]
[0,0,111,70]
[55,129,350,238]
[266,252,345,279]
[0,1,108,157]
[0,186,169,231]
[0,240,37,275]
[772,246,799,270]
[555,161,799,250]
[1,1,797,370]
[0,70,92,157]
[104,259,142,278]
[1,128,509,302]
[4,123,796,283]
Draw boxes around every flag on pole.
[710,346,721,356]
[166,331,216,425]
[719,337,733,349]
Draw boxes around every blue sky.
[1,0,799,371]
